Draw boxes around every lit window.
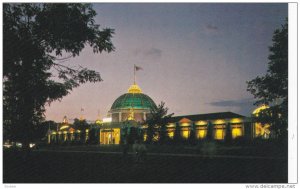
[232,127,243,139]
[168,131,174,138]
[214,128,225,140]
[197,129,207,139]
[181,130,189,139]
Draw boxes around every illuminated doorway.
[100,129,120,144]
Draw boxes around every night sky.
[45,3,288,122]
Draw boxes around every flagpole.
[134,64,136,84]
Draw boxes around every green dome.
[111,93,157,110]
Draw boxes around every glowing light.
[113,128,120,144]
[195,121,207,126]
[230,118,242,124]
[168,131,174,138]
[232,127,243,139]
[127,107,135,120]
[60,125,69,130]
[255,123,271,138]
[96,119,102,124]
[197,129,207,139]
[214,129,225,140]
[99,128,120,144]
[180,122,190,127]
[214,119,226,125]
[103,117,112,123]
[167,123,175,127]
[128,84,142,93]
[179,118,192,123]
[3,143,12,148]
[252,105,269,115]
[181,130,189,138]
[16,143,22,148]
[253,105,271,139]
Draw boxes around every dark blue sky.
[45,3,288,122]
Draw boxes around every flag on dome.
[134,65,143,71]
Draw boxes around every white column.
[143,112,146,121]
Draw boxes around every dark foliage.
[247,19,288,141]
[128,127,139,145]
[145,102,173,144]
[3,3,114,149]
[72,118,90,131]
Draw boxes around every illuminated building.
[48,115,87,144]
[47,82,271,145]
[165,112,252,140]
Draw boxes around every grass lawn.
[3,146,287,183]
[36,140,287,158]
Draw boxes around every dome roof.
[111,93,157,110]
[110,83,156,110]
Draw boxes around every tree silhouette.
[146,102,173,144]
[3,3,114,149]
[88,128,98,144]
[247,19,288,142]
[73,118,90,131]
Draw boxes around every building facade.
[165,112,253,141]
[47,82,270,145]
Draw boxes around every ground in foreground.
[3,150,287,183]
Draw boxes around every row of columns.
[117,112,147,122]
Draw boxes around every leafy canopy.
[247,19,288,138]
[3,3,114,146]
[146,102,173,144]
